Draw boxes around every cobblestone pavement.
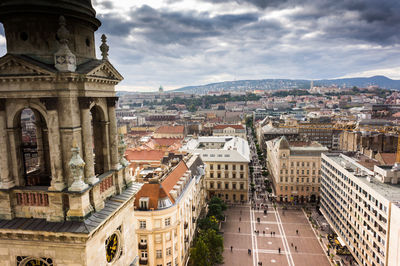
[221,201,331,266]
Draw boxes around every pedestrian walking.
[238,227,240,233]
[296,229,299,235]
[248,249,251,255]
[270,232,272,237]
[239,217,241,222]
[291,243,293,247]
[263,230,265,235]
[231,246,233,252]
[278,247,281,254]
[295,246,297,252]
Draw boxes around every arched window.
[19,108,51,186]
[90,105,108,175]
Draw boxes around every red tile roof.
[161,160,188,201]
[155,125,184,134]
[213,124,245,130]
[134,160,189,210]
[379,153,396,165]
[125,149,165,161]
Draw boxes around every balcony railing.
[15,191,49,206]
[138,243,147,249]
[139,258,148,265]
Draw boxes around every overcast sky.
[1,0,400,91]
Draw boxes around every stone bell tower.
[0,1,142,265]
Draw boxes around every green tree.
[207,197,227,221]
[189,238,211,266]
[198,217,219,231]
[200,229,224,264]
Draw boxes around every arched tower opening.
[18,108,51,186]
[90,105,107,175]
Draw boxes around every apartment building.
[266,136,328,202]
[212,124,247,139]
[321,153,400,266]
[181,136,250,202]
[134,154,206,266]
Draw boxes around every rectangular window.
[156,250,162,258]
[225,183,229,189]
[233,165,236,170]
[225,164,229,170]
[166,247,172,256]
[240,165,244,171]
[139,220,146,229]
[210,182,214,189]
[240,183,244,190]
[240,174,244,179]
[210,173,214,178]
[217,173,221,178]
[217,183,221,189]
[232,173,236,178]
[217,164,221,170]
[225,173,229,178]
[210,164,213,170]
[165,217,171,227]
[233,183,236,189]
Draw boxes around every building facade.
[266,137,328,202]
[321,153,400,266]
[181,136,250,203]
[212,124,246,139]
[133,155,206,266]
[0,1,143,265]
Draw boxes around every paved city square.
[221,203,330,266]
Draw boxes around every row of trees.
[189,197,227,266]
[144,93,262,112]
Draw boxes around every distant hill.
[174,75,400,94]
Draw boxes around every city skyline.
[1,0,400,91]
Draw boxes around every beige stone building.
[181,136,250,203]
[153,125,185,139]
[133,154,206,266]
[321,153,400,266]
[212,124,247,139]
[0,1,143,265]
[266,137,328,203]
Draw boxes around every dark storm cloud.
[200,0,290,9]
[288,0,400,45]
[99,5,259,44]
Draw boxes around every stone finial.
[54,16,76,72]
[100,34,109,60]
[118,134,129,168]
[68,142,88,192]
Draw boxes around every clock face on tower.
[24,260,47,266]
[105,233,119,263]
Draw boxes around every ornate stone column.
[41,97,65,191]
[107,97,119,170]
[78,97,98,184]
[68,142,88,192]
[0,99,14,189]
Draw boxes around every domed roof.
[277,136,290,149]
[0,0,100,29]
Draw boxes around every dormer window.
[139,197,149,210]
